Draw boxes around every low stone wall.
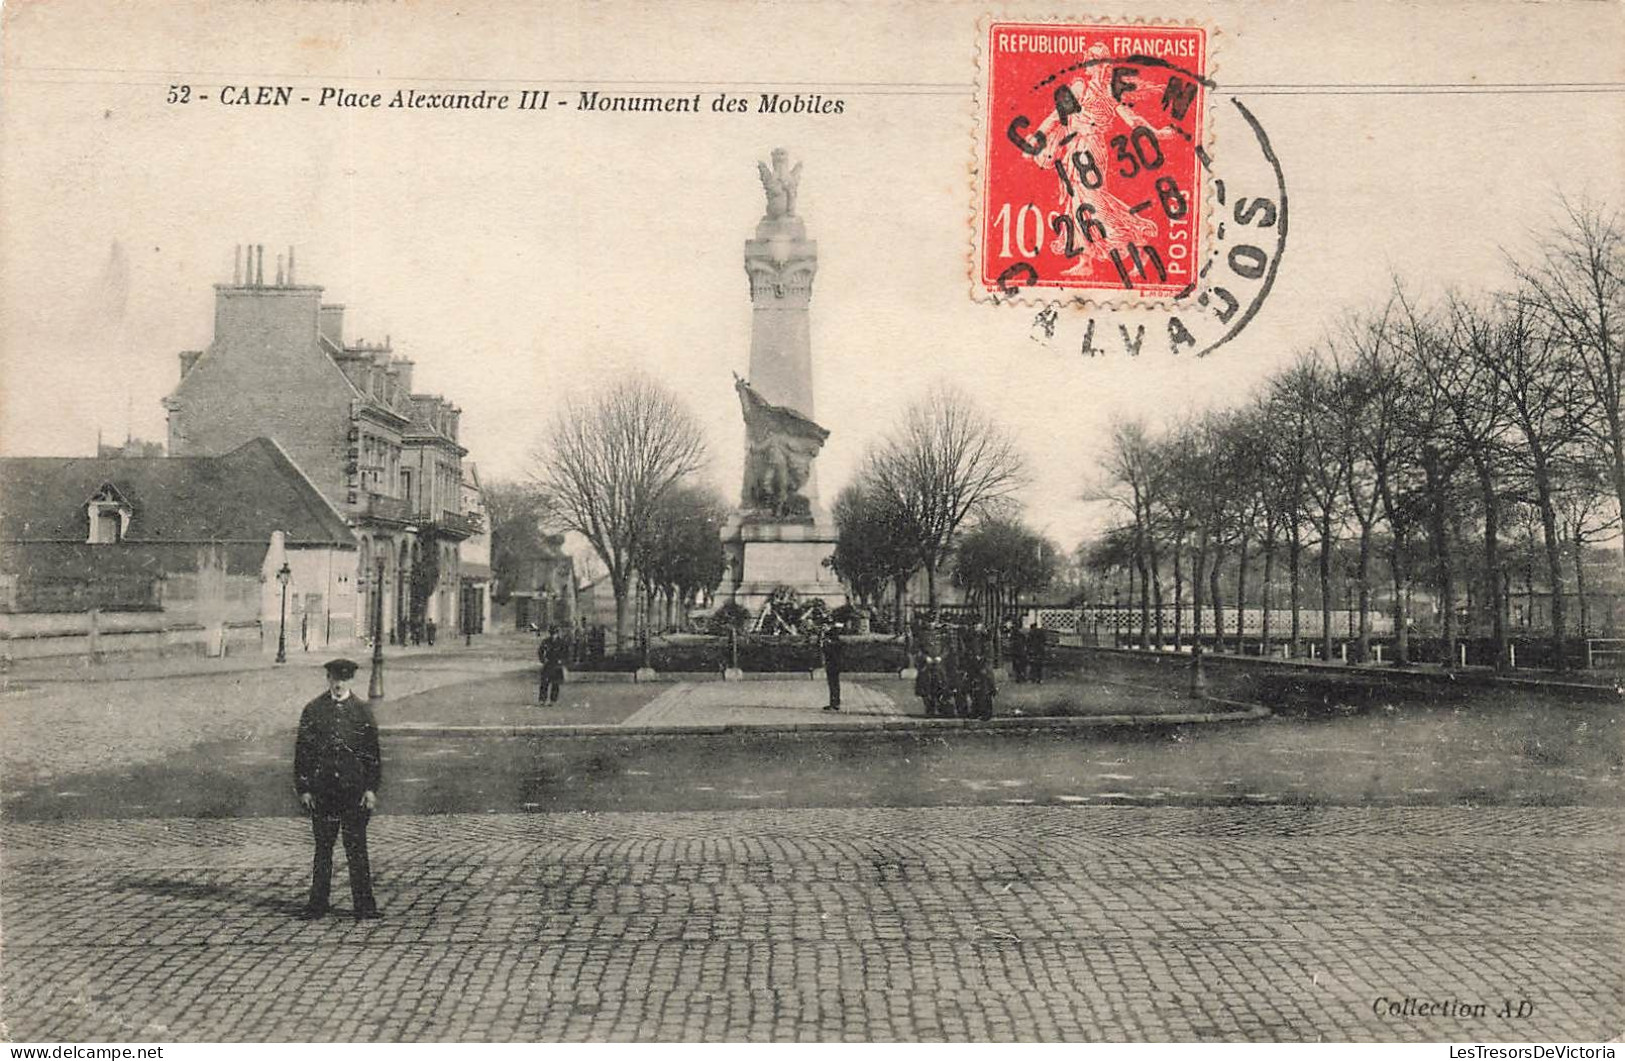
[0,616,269,661]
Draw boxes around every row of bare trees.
[1088,202,1624,672]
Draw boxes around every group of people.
[910,616,1052,718]
[912,619,998,720]
[526,619,609,664]
[1004,618,1051,684]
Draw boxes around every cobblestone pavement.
[3,806,1620,1042]
[622,681,903,727]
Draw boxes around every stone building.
[458,463,492,635]
[163,244,475,642]
[0,438,357,660]
[503,534,578,633]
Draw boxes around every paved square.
[622,680,904,727]
[3,806,1620,1041]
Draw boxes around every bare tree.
[530,375,708,647]
[1517,201,1625,576]
[831,480,920,627]
[1163,413,1227,653]
[1224,408,1275,655]
[1343,294,1434,665]
[1256,385,1311,656]
[634,484,728,632]
[1275,354,1349,662]
[865,386,1027,608]
[1153,424,1196,652]
[1396,289,1472,669]
[1436,293,1515,669]
[1556,457,1620,639]
[1480,294,1590,671]
[1087,417,1161,649]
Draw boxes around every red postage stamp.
[975,20,1210,302]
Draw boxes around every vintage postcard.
[2,0,1622,1047]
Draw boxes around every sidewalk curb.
[563,670,913,683]
[3,652,534,685]
[380,700,1268,738]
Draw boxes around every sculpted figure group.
[734,375,829,519]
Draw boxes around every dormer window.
[86,483,132,544]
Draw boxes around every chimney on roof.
[288,246,296,285]
[234,245,242,285]
[319,304,345,348]
[275,253,285,286]
[256,245,265,286]
[395,357,414,395]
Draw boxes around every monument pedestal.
[723,515,844,613]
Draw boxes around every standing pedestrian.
[1008,617,1029,682]
[1027,621,1048,684]
[966,622,997,720]
[538,626,565,705]
[821,624,845,711]
[914,620,947,717]
[945,625,971,719]
[294,659,381,921]
[425,617,437,646]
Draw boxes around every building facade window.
[91,508,122,544]
[85,485,131,544]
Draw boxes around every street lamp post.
[638,582,651,669]
[274,561,291,664]
[369,556,386,700]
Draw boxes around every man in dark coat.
[294,659,382,921]
[821,625,845,711]
[965,622,997,720]
[538,627,565,705]
[914,620,948,717]
[1007,617,1029,682]
[1027,621,1049,684]
[946,625,972,719]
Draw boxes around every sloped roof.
[0,438,355,546]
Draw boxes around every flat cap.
[323,658,359,679]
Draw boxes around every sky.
[3,0,1623,551]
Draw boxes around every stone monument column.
[722,149,844,616]
[744,148,822,515]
